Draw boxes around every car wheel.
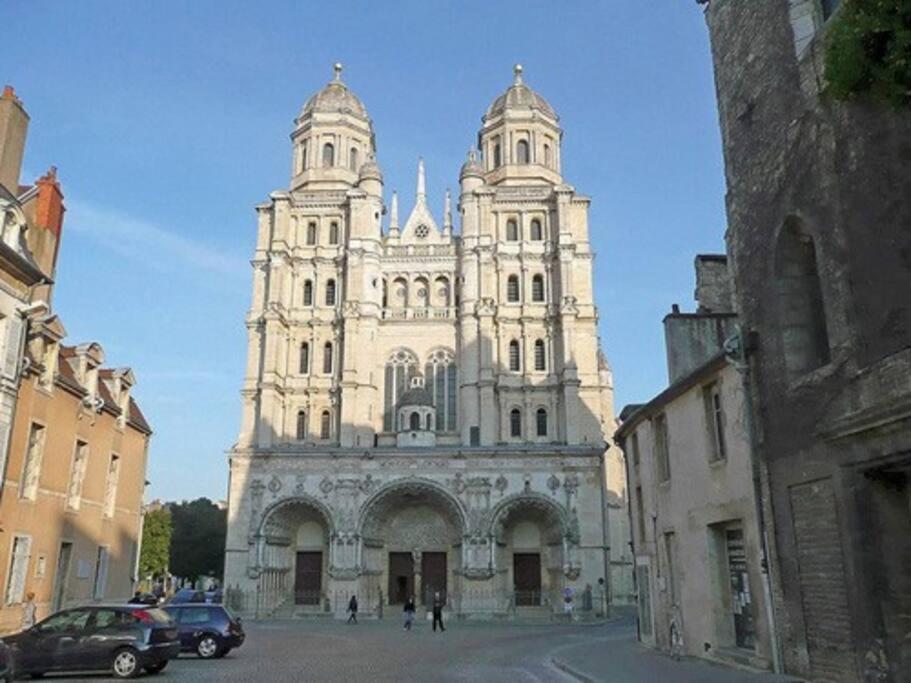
[196,635,220,659]
[214,647,231,659]
[145,661,168,674]
[111,647,141,679]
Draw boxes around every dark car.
[4,605,179,679]
[162,604,244,659]
[204,589,223,604]
[0,639,11,682]
[128,592,161,606]
[168,588,206,604]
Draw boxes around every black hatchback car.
[162,604,244,659]
[4,605,179,679]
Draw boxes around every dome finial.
[333,62,343,81]
[513,63,523,85]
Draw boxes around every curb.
[551,657,599,683]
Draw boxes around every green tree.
[168,498,227,582]
[826,0,911,108]
[139,507,172,580]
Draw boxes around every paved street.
[56,615,798,682]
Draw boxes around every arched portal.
[258,496,334,609]
[359,479,466,606]
[489,494,567,607]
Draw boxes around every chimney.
[0,85,30,195]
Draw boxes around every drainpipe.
[724,327,782,673]
[598,442,612,616]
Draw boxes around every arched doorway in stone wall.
[490,494,567,608]
[359,480,466,606]
[259,497,333,609]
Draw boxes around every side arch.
[488,492,568,544]
[257,493,336,539]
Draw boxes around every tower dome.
[484,64,558,122]
[299,63,369,121]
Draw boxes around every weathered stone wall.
[705,1,911,680]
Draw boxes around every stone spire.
[443,188,452,237]
[416,157,426,202]
[389,190,400,237]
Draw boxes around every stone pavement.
[58,614,801,682]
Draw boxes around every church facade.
[223,65,630,617]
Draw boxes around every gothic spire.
[416,157,426,201]
[443,189,452,236]
[389,190,400,236]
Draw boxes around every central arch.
[358,478,466,606]
[257,495,335,609]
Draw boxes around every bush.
[825,0,911,108]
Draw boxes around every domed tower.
[396,374,437,448]
[290,63,376,190]
[478,64,562,186]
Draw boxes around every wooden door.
[388,552,414,604]
[294,551,322,605]
[421,552,447,605]
[513,553,542,606]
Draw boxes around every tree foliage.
[139,507,172,579]
[168,498,227,581]
[825,0,911,108]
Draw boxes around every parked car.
[128,592,161,606]
[162,604,244,659]
[167,588,206,604]
[0,639,11,682]
[4,605,179,679]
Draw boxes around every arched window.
[323,342,333,374]
[534,339,546,371]
[509,340,521,372]
[325,279,336,306]
[322,142,335,167]
[306,222,317,245]
[507,275,520,302]
[296,410,307,440]
[776,218,831,376]
[320,410,331,439]
[410,412,421,431]
[303,280,313,306]
[426,413,432,430]
[299,342,310,374]
[349,147,359,172]
[531,274,545,302]
[544,144,552,168]
[329,222,339,245]
[493,142,501,168]
[425,348,457,432]
[384,349,419,431]
[530,219,543,241]
[536,408,547,437]
[510,408,522,438]
[300,142,308,173]
[506,219,518,242]
[516,139,530,164]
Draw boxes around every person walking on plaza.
[347,595,358,624]
[432,591,446,632]
[403,596,416,631]
[20,591,37,631]
[563,585,575,620]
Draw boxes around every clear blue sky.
[4,1,726,502]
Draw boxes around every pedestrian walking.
[562,585,575,619]
[20,591,37,631]
[403,596,416,631]
[347,595,358,624]
[432,591,446,632]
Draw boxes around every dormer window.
[322,142,335,167]
[544,144,552,168]
[516,140,530,164]
[493,142,502,168]
[349,147,359,172]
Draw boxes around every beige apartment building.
[0,85,152,632]
[615,256,778,672]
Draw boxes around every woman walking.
[403,595,416,631]
[347,595,358,624]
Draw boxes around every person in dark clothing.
[432,591,446,632]
[347,595,358,624]
[403,596,416,631]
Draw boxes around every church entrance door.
[294,551,322,605]
[421,552,447,605]
[388,552,414,604]
[514,553,542,606]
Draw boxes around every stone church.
[223,64,631,617]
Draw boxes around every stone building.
[224,65,632,617]
[0,87,153,632]
[616,256,778,672]
[703,2,911,680]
